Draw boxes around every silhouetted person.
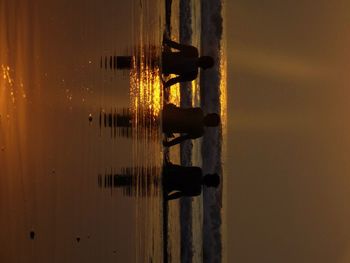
[162,103,220,147]
[163,162,220,200]
[162,36,214,88]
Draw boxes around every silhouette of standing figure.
[162,103,220,147]
[162,36,214,88]
[163,161,220,200]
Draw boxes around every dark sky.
[227,1,350,262]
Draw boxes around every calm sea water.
[0,0,226,262]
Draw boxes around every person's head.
[203,173,220,188]
[198,56,214,69]
[204,113,220,127]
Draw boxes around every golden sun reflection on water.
[129,1,184,261]
[130,53,162,121]
[129,59,181,122]
[168,81,181,106]
[1,64,26,105]
[128,44,164,262]
[0,2,42,261]
[2,64,14,85]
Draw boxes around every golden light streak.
[2,64,14,86]
[1,64,20,105]
[220,5,228,262]
[131,2,167,262]
[168,81,180,106]
[129,52,163,121]
[220,48,227,135]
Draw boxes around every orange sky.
[227,1,350,262]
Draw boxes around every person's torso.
[164,165,202,196]
[164,52,198,77]
[162,107,204,137]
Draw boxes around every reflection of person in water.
[163,162,220,200]
[162,36,214,88]
[162,103,220,147]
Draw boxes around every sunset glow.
[220,47,227,136]
[168,81,181,106]
[2,64,13,86]
[129,56,162,121]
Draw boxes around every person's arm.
[167,191,183,200]
[163,72,198,88]
[163,134,191,147]
[165,132,175,138]
[163,38,188,51]
[163,76,185,88]
[163,38,198,55]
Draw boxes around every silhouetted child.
[163,162,220,200]
[162,36,214,88]
[162,103,220,147]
